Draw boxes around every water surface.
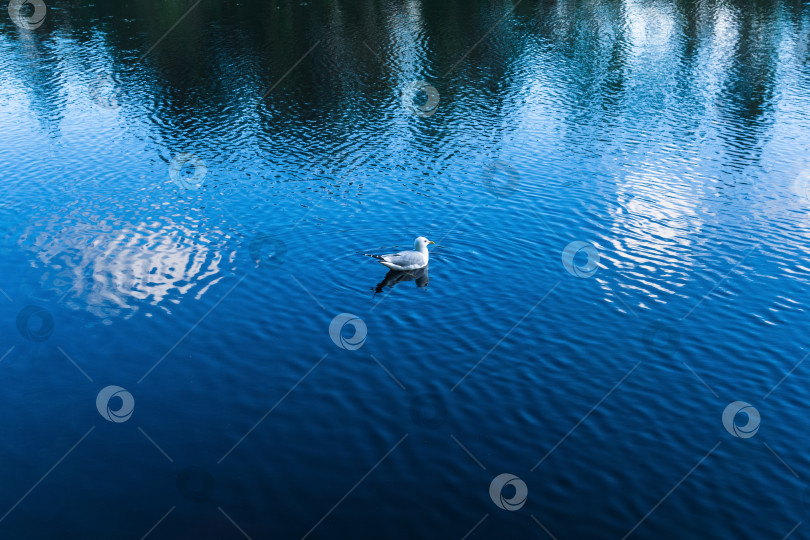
[1,0,810,538]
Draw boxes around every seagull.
[367,237,435,271]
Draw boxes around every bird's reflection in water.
[373,266,429,297]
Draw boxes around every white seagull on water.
[367,237,435,271]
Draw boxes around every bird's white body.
[371,237,434,271]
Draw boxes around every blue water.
[2,0,810,538]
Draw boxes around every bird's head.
[414,236,435,250]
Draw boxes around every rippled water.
[2,0,810,538]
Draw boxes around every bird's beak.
[428,241,435,245]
